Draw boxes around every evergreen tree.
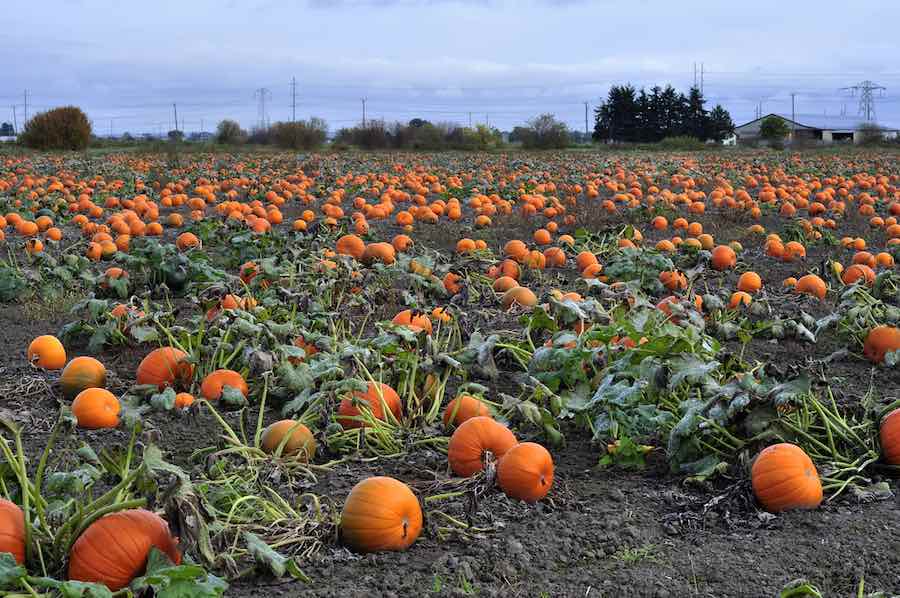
[707,105,735,142]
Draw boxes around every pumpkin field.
[1,148,900,597]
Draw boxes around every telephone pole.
[361,98,367,126]
[485,114,490,128]
[11,106,17,135]
[584,101,589,137]
[700,63,704,94]
[468,112,472,128]
[841,80,886,121]
[173,103,179,133]
[291,77,297,122]
[23,90,28,123]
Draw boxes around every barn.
[733,113,899,145]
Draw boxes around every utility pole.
[468,112,472,128]
[11,106,17,135]
[254,88,272,129]
[23,90,28,123]
[700,63,704,94]
[485,114,490,128]
[790,92,796,142]
[173,103,179,133]
[361,98,367,126]
[693,62,697,88]
[109,119,113,138]
[200,118,204,134]
[291,77,297,122]
[841,80,886,121]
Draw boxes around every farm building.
[733,113,899,145]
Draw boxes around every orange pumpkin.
[0,499,25,564]
[261,420,316,461]
[361,242,396,265]
[199,369,248,401]
[880,408,900,465]
[336,234,366,260]
[497,442,554,503]
[340,477,422,553]
[68,509,181,590]
[710,245,736,271]
[863,326,900,364]
[391,309,433,334]
[750,443,822,513]
[72,388,121,429]
[136,347,193,390]
[737,271,762,294]
[60,356,107,399]
[337,382,402,429]
[174,392,195,408]
[794,274,827,301]
[27,335,67,370]
[447,416,517,477]
[501,286,537,309]
[443,395,490,427]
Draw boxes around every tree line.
[593,84,734,143]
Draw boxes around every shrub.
[519,114,571,149]
[271,118,328,150]
[759,116,790,146]
[858,123,886,146]
[656,136,705,151]
[216,120,247,144]
[20,106,92,150]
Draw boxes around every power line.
[361,98,367,126]
[841,80,886,121]
[254,88,271,129]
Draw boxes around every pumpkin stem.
[401,518,408,539]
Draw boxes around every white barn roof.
[735,113,899,132]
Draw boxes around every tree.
[683,86,709,139]
[520,113,570,149]
[759,116,790,146]
[0,122,13,136]
[216,119,247,144]
[707,105,735,142]
[20,106,92,150]
[271,118,328,150]
[593,84,639,142]
[167,129,184,142]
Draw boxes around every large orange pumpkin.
[880,408,900,465]
[261,420,316,461]
[391,309,433,335]
[60,356,107,399]
[447,416,517,477]
[68,509,181,590]
[136,347,193,390]
[710,245,736,270]
[337,382,402,429]
[863,326,900,364]
[340,477,422,553]
[72,388,121,429]
[27,335,67,370]
[0,499,25,564]
[497,442,555,503]
[199,369,249,400]
[750,443,822,513]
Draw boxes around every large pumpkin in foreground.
[880,408,900,465]
[136,347,193,390]
[68,509,181,590]
[750,443,822,513]
[447,416,517,477]
[340,477,422,553]
[0,499,25,564]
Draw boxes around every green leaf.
[131,548,227,597]
[780,579,823,598]
[150,387,178,411]
[220,385,248,408]
[243,532,310,582]
[130,325,160,343]
[0,552,26,587]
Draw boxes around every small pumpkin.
[340,476,422,553]
[261,419,316,461]
[447,416,517,477]
[737,271,762,294]
[0,499,25,564]
[68,509,181,590]
[136,347,193,390]
[750,443,822,513]
[501,286,537,309]
[72,388,121,429]
[710,245,736,270]
[199,369,248,401]
[60,356,107,399]
[863,326,900,364]
[391,309,432,335]
[443,395,490,427]
[27,335,66,370]
[794,274,827,301]
[337,382,402,429]
[174,392,195,408]
[497,442,555,503]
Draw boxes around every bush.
[519,114,571,149]
[655,136,705,151]
[271,118,328,150]
[759,116,790,145]
[20,106,92,150]
[216,120,247,144]
[247,127,272,145]
[858,123,886,146]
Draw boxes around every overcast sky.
[5,0,900,136]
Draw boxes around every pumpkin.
[501,286,537,309]
[842,264,876,286]
[737,271,762,294]
[447,416,517,477]
[261,420,316,461]
[340,476,422,553]
[60,356,107,399]
[492,276,519,293]
[750,443,822,513]
[880,408,900,465]
[794,274,827,300]
[27,335,66,370]
[443,395,490,427]
[68,509,181,590]
[728,291,752,309]
[72,388,121,429]
[863,326,900,364]
[443,272,463,294]
[199,369,248,400]
[336,234,366,260]
[0,499,25,564]
[174,392,195,408]
[659,270,687,291]
[337,382,402,429]
[136,347,193,390]
[504,240,529,262]
[497,442,554,503]
[710,245,736,270]
[391,309,433,335]
[361,242,396,265]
